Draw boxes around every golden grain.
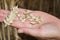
[18,10,42,25]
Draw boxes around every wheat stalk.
[3,6,21,40]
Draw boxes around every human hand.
[0,9,60,39]
[16,9,60,38]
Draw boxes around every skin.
[0,9,60,39]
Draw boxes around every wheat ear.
[4,6,18,27]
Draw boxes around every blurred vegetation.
[0,0,60,40]
[23,0,60,18]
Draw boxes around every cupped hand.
[17,10,60,38]
[0,9,60,38]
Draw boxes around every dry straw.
[0,0,22,40]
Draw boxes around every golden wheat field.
[0,0,60,40]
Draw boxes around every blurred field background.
[0,0,60,40]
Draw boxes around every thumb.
[18,28,41,37]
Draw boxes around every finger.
[12,21,41,29]
[18,23,60,38]
[18,28,41,37]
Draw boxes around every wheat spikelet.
[4,6,18,26]
[30,16,42,24]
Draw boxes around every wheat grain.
[19,14,26,22]
[18,9,42,25]
[18,10,31,22]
